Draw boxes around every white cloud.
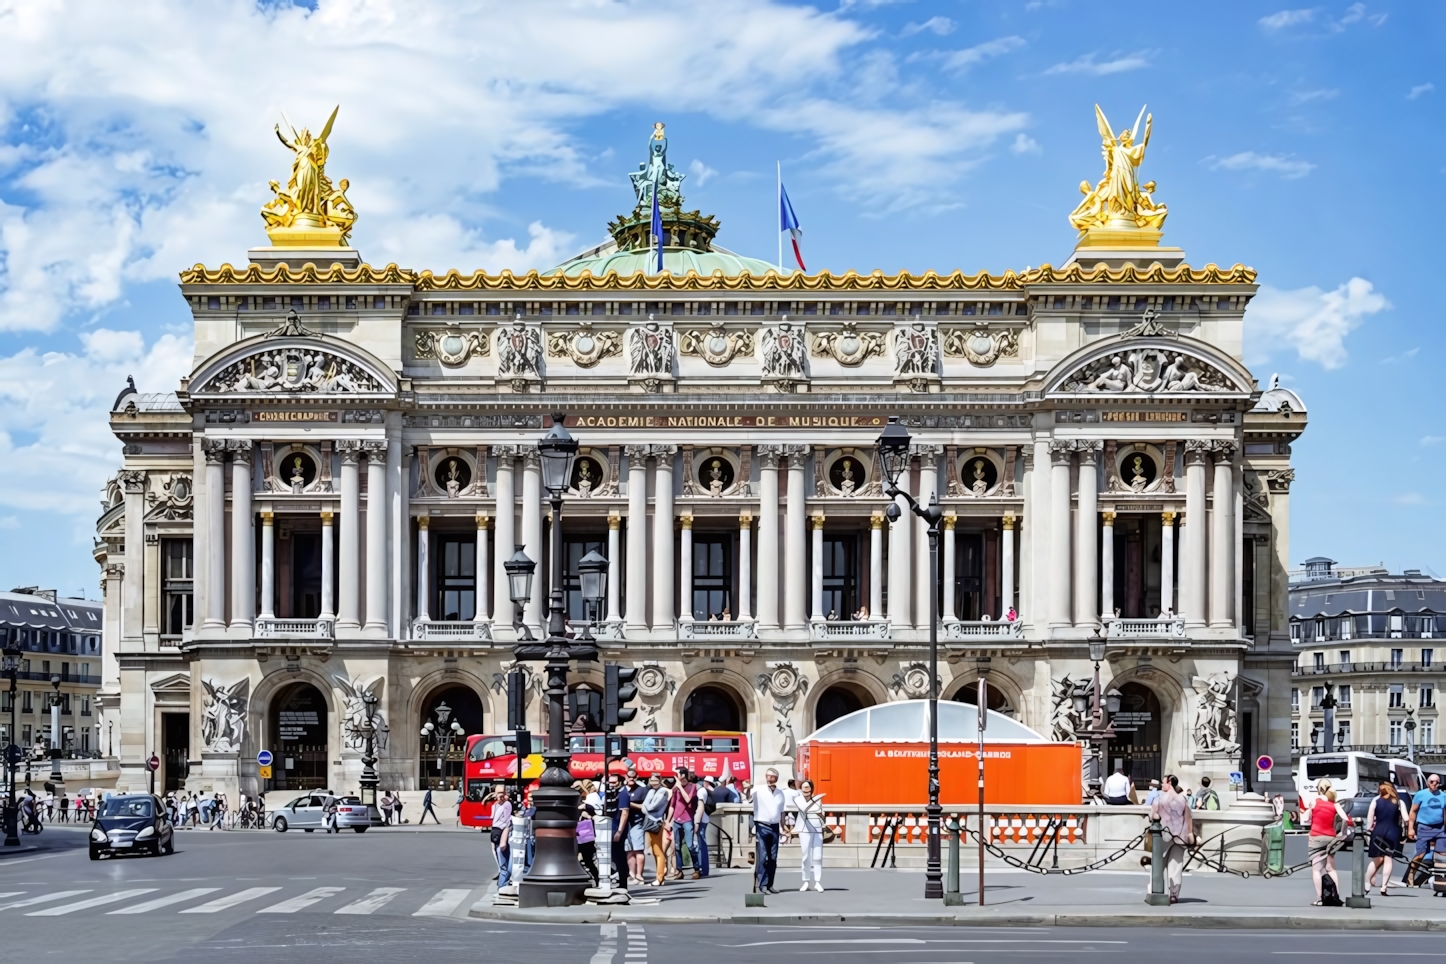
[1246,277,1389,369]
[688,159,719,187]
[1210,151,1317,179]
[1409,83,1435,99]
[1259,9,1316,30]
[1043,52,1152,76]
[1379,346,1420,364]
[1011,133,1041,155]
[902,16,954,37]
[943,36,1026,72]
[1421,436,1446,447]
[1336,2,1386,26]
[1289,88,1338,105]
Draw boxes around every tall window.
[1291,722,1299,748]
[436,537,476,621]
[1338,720,1351,747]
[821,536,858,619]
[162,539,194,640]
[691,536,732,620]
[1390,719,1404,744]
[1391,648,1404,667]
[1311,686,1324,708]
[21,691,31,713]
[1422,685,1435,708]
[1389,684,1405,708]
[1337,685,1352,708]
[1423,720,1436,745]
[1291,688,1299,711]
[1424,648,1435,668]
[1339,650,1351,667]
[563,537,606,620]
[1313,652,1325,671]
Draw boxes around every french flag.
[779,179,806,272]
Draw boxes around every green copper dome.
[552,239,783,278]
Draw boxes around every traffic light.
[507,670,526,731]
[604,663,638,730]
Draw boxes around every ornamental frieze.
[197,346,382,395]
[415,329,490,366]
[678,326,752,366]
[1058,347,1242,394]
[810,320,885,366]
[546,324,622,368]
[942,327,1019,366]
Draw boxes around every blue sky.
[0,0,1440,596]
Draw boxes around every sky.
[0,0,1440,597]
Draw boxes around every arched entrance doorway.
[952,682,1015,717]
[1107,682,1162,789]
[269,682,328,792]
[814,683,877,731]
[683,685,743,732]
[419,684,486,791]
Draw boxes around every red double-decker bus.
[458,731,753,829]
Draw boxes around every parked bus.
[458,730,753,829]
[1296,751,1405,807]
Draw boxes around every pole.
[1346,815,1371,908]
[777,162,783,272]
[5,672,17,846]
[977,676,986,907]
[1145,818,1168,905]
[943,815,961,905]
[925,521,942,899]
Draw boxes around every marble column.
[606,512,621,623]
[1160,511,1175,617]
[941,515,957,621]
[679,514,694,623]
[1001,514,1016,618]
[1100,511,1115,620]
[784,445,809,633]
[887,461,912,629]
[915,446,940,630]
[320,510,335,620]
[624,445,649,633]
[229,440,254,634]
[521,447,543,632]
[1182,441,1209,630]
[1073,441,1100,629]
[389,433,405,640]
[810,514,825,620]
[337,441,362,633]
[118,470,147,641]
[475,512,489,622]
[259,510,275,619]
[869,512,884,619]
[1210,441,1237,629]
[416,515,431,622]
[756,446,782,632]
[1048,440,1073,630]
[652,445,677,631]
[738,512,753,621]
[202,441,228,631]
[364,442,389,636]
[492,447,517,632]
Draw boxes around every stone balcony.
[1105,616,1187,640]
[411,619,493,642]
[254,617,334,640]
[810,618,891,642]
[677,619,758,641]
[943,619,1024,641]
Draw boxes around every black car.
[90,793,174,859]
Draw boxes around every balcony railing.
[1294,661,1434,676]
[943,619,1023,641]
[254,617,334,640]
[810,619,891,642]
[678,619,758,641]
[1106,617,1187,639]
[412,619,492,642]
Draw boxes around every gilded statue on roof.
[260,106,358,246]
[1069,105,1167,237]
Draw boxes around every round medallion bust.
[1120,450,1157,491]
[282,451,317,489]
[434,456,472,494]
[571,455,605,492]
[698,456,735,493]
[575,333,596,355]
[960,455,998,495]
[828,455,866,493]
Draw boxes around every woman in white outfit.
[789,780,825,892]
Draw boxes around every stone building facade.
[95,118,1306,802]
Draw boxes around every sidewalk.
[470,865,1446,929]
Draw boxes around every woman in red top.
[1302,778,1350,905]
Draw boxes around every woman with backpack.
[1302,778,1351,905]
[1365,781,1405,896]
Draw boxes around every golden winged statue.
[260,106,358,246]
[1069,104,1166,238]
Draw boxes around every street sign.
[258,765,272,780]
[1229,770,1244,789]
[257,750,274,767]
[146,753,160,772]
[4,743,21,767]
[1256,754,1274,773]
[1259,767,1273,783]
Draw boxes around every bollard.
[1346,818,1371,908]
[1265,820,1285,875]
[1145,819,1169,906]
[591,813,612,896]
[509,812,530,886]
[944,815,963,906]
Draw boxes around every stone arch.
[189,333,399,397]
[263,677,334,792]
[416,681,488,791]
[1042,333,1255,397]
[674,670,755,733]
[249,665,338,763]
[942,669,1025,719]
[1104,664,1188,779]
[806,669,889,733]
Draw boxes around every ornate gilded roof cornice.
[180,262,1255,289]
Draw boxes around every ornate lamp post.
[1074,635,1119,794]
[421,703,466,786]
[3,646,21,847]
[513,413,596,909]
[1406,709,1417,762]
[47,676,63,795]
[504,549,538,641]
[1319,682,1338,753]
[359,690,379,809]
[577,549,609,640]
[874,416,945,899]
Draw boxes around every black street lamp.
[47,676,63,795]
[1406,709,1418,762]
[874,416,945,900]
[577,549,609,639]
[421,702,466,784]
[3,646,21,847]
[359,690,379,809]
[505,549,537,641]
[514,413,596,909]
[1075,635,1119,794]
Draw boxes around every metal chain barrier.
[960,823,1148,875]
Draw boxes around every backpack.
[1200,789,1221,811]
[1320,873,1343,906]
[704,787,719,816]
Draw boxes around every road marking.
[729,940,1128,948]
[257,886,345,913]
[0,891,91,912]
[0,893,23,900]
[27,889,158,916]
[108,888,222,915]
[179,887,282,914]
[590,922,618,964]
[335,887,406,915]
[413,888,472,918]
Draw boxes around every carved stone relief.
[1192,672,1240,754]
[198,347,382,394]
[415,329,490,366]
[760,321,807,381]
[334,674,389,752]
[1060,348,1240,394]
[496,319,544,377]
[942,328,1019,366]
[201,678,249,753]
[757,662,809,759]
[547,323,622,368]
[679,326,753,366]
[810,320,885,366]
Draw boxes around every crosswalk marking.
[0,893,23,901]
[179,887,281,914]
[413,888,471,918]
[335,887,405,915]
[0,891,91,913]
[108,888,222,915]
[27,889,157,916]
[257,886,344,913]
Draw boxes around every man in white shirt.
[751,768,786,894]
[1102,766,1132,805]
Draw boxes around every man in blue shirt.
[1408,772,1446,883]
[609,772,630,891]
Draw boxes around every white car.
[270,792,334,832]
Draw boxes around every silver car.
[271,792,333,832]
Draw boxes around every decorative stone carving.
[201,678,249,753]
[202,438,229,463]
[889,662,938,699]
[227,438,254,462]
[496,318,543,377]
[547,322,621,368]
[146,474,193,521]
[1242,471,1271,521]
[679,326,752,366]
[1049,676,1088,743]
[1266,468,1295,493]
[1191,672,1240,754]
[811,320,885,366]
[757,662,809,760]
[760,320,806,381]
[1060,348,1239,394]
[636,663,676,733]
[198,347,382,394]
[1162,440,1177,493]
[628,318,675,376]
[415,329,489,366]
[892,320,939,377]
[595,446,621,497]
[942,327,1019,366]
[1183,438,1212,465]
[334,674,389,752]
[1211,439,1238,461]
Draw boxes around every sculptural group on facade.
[1069,104,1167,235]
[1192,672,1240,754]
[205,347,379,395]
[893,321,939,376]
[201,678,250,753]
[629,319,675,375]
[760,321,806,379]
[335,675,390,752]
[496,319,543,376]
[260,106,358,244]
[1064,348,1235,394]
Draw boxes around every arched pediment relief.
[1046,336,1253,397]
[190,336,396,397]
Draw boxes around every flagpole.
[777,161,783,273]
